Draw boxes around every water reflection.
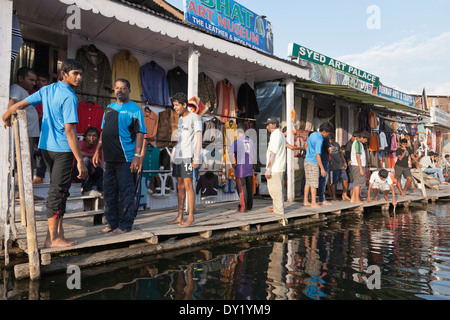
[2,203,450,300]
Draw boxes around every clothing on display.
[75,45,112,109]
[167,66,188,97]
[76,100,104,135]
[237,82,259,119]
[156,108,179,148]
[140,61,171,106]
[198,72,216,112]
[196,171,219,199]
[143,107,158,145]
[216,79,237,123]
[112,49,142,104]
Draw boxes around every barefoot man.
[2,59,88,248]
[304,122,334,209]
[367,169,397,208]
[168,93,202,227]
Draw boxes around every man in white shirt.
[420,151,448,184]
[264,117,286,215]
[367,169,397,207]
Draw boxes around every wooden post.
[0,0,13,266]
[16,110,40,280]
[286,79,295,203]
[13,116,27,226]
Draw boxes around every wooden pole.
[13,116,26,227]
[16,110,40,280]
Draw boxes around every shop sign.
[184,0,274,55]
[288,43,380,92]
[377,84,414,107]
[430,106,450,128]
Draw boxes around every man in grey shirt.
[168,92,202,227]
[9,67,40,179]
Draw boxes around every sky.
[166,0,450,95]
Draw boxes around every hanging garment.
[167,66,188,97]
[237,82,259,119]
[11,13,23,61]
[143,107,158,146]
[76,100,104,135]
[159,146,174,171]
[142,145,161,180]
[75,45,112,109]
[198,72,216,113]
[369,132,380,152]
[203,117,224,143]
[156,108,179,148]
[379,132,388,152]
[196,171,219,199]
[216,79,237,123]
[112,49,142,104]
[368,111,379,130]
[140,61,171,106]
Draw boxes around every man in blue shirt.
[3,59,88,248]
[94,79,146,235]
[304,122,334,209]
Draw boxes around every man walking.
[264,117,286,215]
[94,79,146,235]
[3,59,88,248]
[229,122,256,213]
[167,92,203,227]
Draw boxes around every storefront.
[0,0,310,228]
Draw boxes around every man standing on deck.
[94,79,146,235]
[264,117,286,215]
[2,59,88,248]
[167,92,203,227]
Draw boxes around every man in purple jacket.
[229,122,256,213]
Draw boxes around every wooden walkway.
[11,185,450,280]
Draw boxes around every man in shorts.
[350,131,370,204]
[367,169,397,207]
[329,135,350,201]
[395,138,419,196]
[303,122,334,209]
[168,93,202,227]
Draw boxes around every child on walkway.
[350,131,370,204]
[367,169,397,208]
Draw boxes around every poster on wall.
[184,0,274,55]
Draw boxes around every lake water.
[2,202,450,301]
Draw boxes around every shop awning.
[14,0,309,83]
[295,81,429,116]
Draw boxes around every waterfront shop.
[0,0,310,242]
[424,97,450,157]
[286,43,429,194]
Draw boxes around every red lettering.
[188,1,197,15]
[198,5,207,19]
[252,33,259,45]
[218,14,227,28]
[206,8,213,22]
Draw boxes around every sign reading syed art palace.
[184,0,274,55]
[288,43,380,93]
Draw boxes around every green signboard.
[288,43,380,87]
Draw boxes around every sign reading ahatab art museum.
[184,0,274,55]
